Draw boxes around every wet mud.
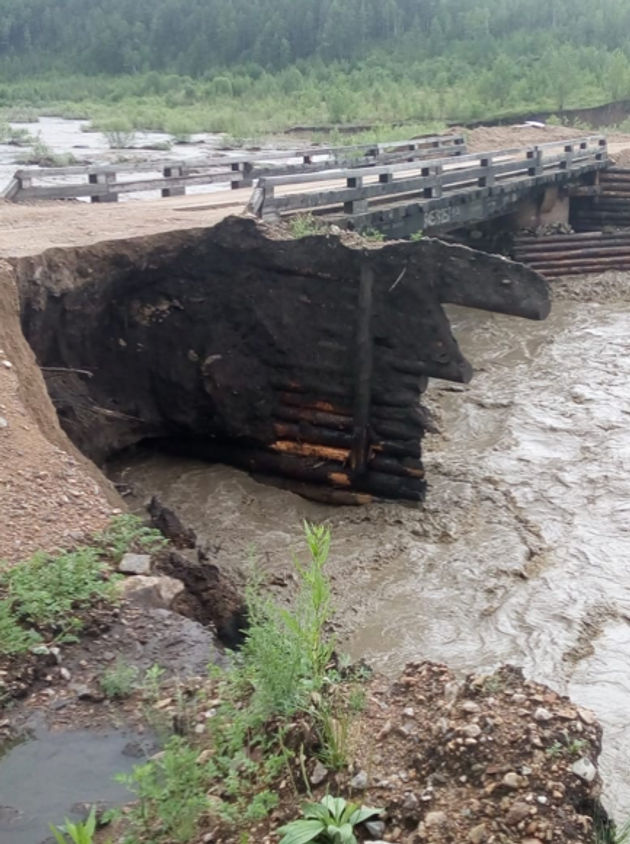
[112,298,630,820]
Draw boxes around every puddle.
[0,721,152,844]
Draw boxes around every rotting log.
[15,216,550,504]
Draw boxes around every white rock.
[120,575,185,610]
[2,360,12,369]
[350,770,368,790]
[119,553,152,576]
[533,707,553,722]
[571,757,597,783]
[425,811,447,827]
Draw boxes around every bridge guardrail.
[1,133,466,203]
[252,136,608,222]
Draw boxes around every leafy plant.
[360,227,385,242]
[410,229,425,241]
[100,658,139,699]
[116,736,212,843]
[288,214,327,239]
[49,807,96,844]
[1,546,118,636]
[142,663,166,702]
[278,796,382,844]
[0,599,41,655]
[93,514,167,562]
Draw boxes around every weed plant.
[118,523,365,842]
[100,658,139,699]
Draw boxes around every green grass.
[288,214,328,238]
[0,515,165,658]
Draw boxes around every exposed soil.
[94,660,607,844]
[0,260,118,563]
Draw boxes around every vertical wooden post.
[162,165,186,197]
[89,171,117,203]
[350,262,374,476]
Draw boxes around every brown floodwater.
[111,299,630,820]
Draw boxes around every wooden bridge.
[251,135,608,238]
[1,133,465,202]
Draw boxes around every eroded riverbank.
[110,297,630,821]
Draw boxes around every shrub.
[100,658,139,699]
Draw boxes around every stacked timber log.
[513,230,630,278]
[571,167,630,231]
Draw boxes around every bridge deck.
[255,136,608,237]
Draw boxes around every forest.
[0,0,630,133]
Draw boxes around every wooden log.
[373,418,423,441]
[350,263,374,476]
[364,470,424,501]
[278,392,353,416]
[371,437,421,459]
[520,246,630,262]
[528,255,630,271]
[272,421,354,450]
[274,405,353,430]
[270,439,350,462]
[270,377,352,399]
[368,455,425,479]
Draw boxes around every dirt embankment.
[0,261,119,563]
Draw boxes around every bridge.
[251,135,608,238]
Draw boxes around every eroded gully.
[112,298,630,819]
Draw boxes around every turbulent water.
[113,299,630,819]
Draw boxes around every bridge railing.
[1,133,466,203]
[252,135,608,221]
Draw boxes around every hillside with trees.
[0,0,629,132]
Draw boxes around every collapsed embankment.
[0,259,119,562]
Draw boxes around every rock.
[463,723,482,739]
[310,760,328,786]
[505,801,531,826]
[0,417,8,429]
[402,792,419,812]
[402,707,415,718]
[577,706,596,725]
[120,575,185,610]
[533,707,553,722]
[119,553,152,575]
[469,824,487,843]
[503,771,526,789]
[461,701,481,714]
[351,770,368,790]
[70,683,105,702]
[424,811,447,827]
[59,667,71,681]
[2,360,12,369]
[365,821,386,838]
[571,757,597,783]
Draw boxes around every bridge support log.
[15,216,549,504]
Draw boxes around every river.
[112,297,630,821]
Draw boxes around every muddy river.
[113,298,630,821]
